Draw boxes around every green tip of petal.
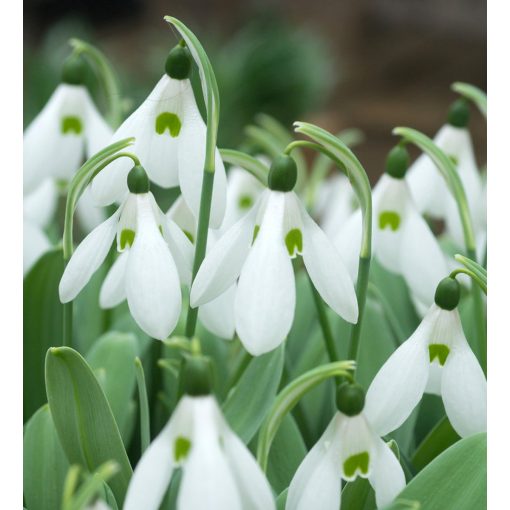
[174,436,192,462]
[155,112,182,137]
[343,452,370,479]
[285,229,303,257]
[378,211,401,231]
[61,116,83,135]
[429,344,450,366]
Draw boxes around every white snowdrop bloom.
[191,155,358,356]
[24,55,113,194]
[407,101,486,250]
[90,46,227,228]
[287,384,405,510]
[166,197,236,339]
[124,394,275,510]
[60,166,191,339]
[335,146,448,312]
[23,219,51,276]
[365,277,486,439]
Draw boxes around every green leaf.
[451,82,487,117]
[219,148,268,185]
[23,404,69,510]
[45,346,133,506]
[223,344,285,443]
[276,488,288,510]
[388,433,486,510]
[24,248,64,421]
[341,477,376,510]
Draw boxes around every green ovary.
[343,452,370,478]
[378,211,401,231]
[428,344,450,366]
[155,112,182,137]
[285,228,303,257]
[120,229,135,250]
[174,436,191,462]
[61,116,83,134]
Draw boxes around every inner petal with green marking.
[428,343,450,366]
[378,211,401,231]
[174,436,191,462]
[252,225,260,244]
[120,229,135,250]
[155,112,182,137]
[285,228,303,257]
[61,116,83,135]
[238,194,253,210]
[343,451,370,479]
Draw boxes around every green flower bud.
[179,355,214,396]
[61,54,88,85]
[434,276,461,311]
[336,382,365,416]
[268,155,298,192]
[127,165,150,194]
[165,45,192,80]
[447,99,470,128]
[385,145,410,179]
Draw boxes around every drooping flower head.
[287,382,406,510]
[90,44,227,228]
[60,165,191,339]
[364,276,487,438]
[190,156,358,355]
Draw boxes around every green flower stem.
[219,148,269,185]
[70,38,123,127]
[449,268,487,295]
[134,357,151,454]
[454,253,487,287]
[451,82,487,118]
[165,17,221,340]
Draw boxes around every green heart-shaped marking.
[428,343,450,366]
[61,116,83,134]
[378,211,401,231]
[174,436,191,461]
[155,112,182,137]
[285,228,303,257]
[343,451,370,478]
[120,229,135,250]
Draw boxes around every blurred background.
[23,0,486,181]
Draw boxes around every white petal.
[59,211,119,302]
[425,361,443,396]
[23,220,51,276]
[441,343,487,438]
[333,209,362,282]
[364,320,431,436]
[76,186,106,232]
[300,200,358,324]
[286,414,342,510]
[124,420,175,510]
[99,251,128,308]
[235,192,295,355]
[23,179,58,228]
[125,194,181,339]
[198,284,236,339]
[162,217,194,286]
[177,84,227,228]
[84,92,114,157]
[190,202,258,307]
[166,196,197,241]
[368,437,406,508]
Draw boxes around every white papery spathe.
[364,303,486,438]
[24,83,112,194]
[90,74,227,228]
[166,197,236,339]
[286,409,405,510]
[407,124,486,251]
[191,189,358,356]
[335,174,448,312]
[124,395,275,510]
[60,191,190,340]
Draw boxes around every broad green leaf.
[45,346,132,506]
[276,488,288,510]
[24,248,64,421]
[388,433,486,510]
[341,477,376,510]
[413,394,445,447]
[266,414,307,494]
[223,344,285,443]
[412,416,460,472]
[23,404,69,510]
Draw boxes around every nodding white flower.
[166,197,236,339]
[287,384,405,510]
[335,146,448,311]
[191,155,358,356]
[407,101,486,251]
[90,46,227,228]
[60,167,191,339]
[364,277,487,439]
[24,55,113,195]
[124,394,275,510]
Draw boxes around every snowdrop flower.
[90,45,227,228]
[407,99,486,251]
[166,197,235,339]
[287,382,405,510]
[24,54,113,194]
[365,276,486,438]
[191,155,358,355]
[124,357,275,510]
[335,146,448,311]
[60,165,191,339]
